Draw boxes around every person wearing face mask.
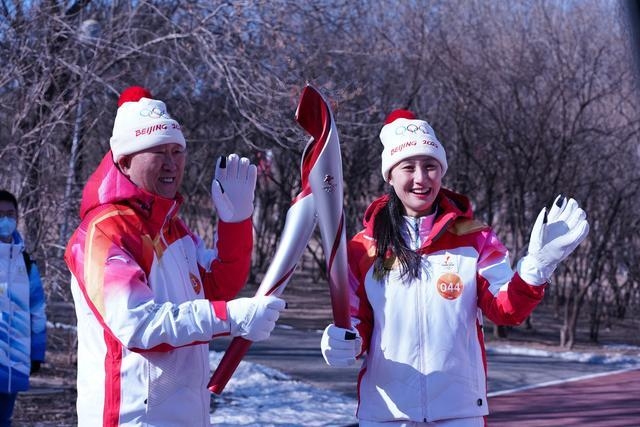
[320,110,590,426]
[65,86,286,426]
[0,190,47,427]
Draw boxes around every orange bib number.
[436,273,463,300]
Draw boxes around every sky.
[208,343,640,427]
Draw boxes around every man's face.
[118,143,186,199]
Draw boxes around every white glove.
[320,324,362,367]
[518,195,590,285]
[211,153,257,223]
[227,295,286,342]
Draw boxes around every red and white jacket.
[348,189,545,424]
[65,153,252,426]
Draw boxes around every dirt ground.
[11,276,640,426]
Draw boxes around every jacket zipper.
[7,245,13,391]
[412,217,420,249]
[159,202,208,397]
[161,202,192,301]
[410,217,430,422]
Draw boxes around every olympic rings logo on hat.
[394,124,430,136]
[140,106,171,119]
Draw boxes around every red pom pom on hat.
[117,86,153,107]
[384,109,416,124]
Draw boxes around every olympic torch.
[207,180,316,394]
[295,85,352,330]
[208,84,351,394]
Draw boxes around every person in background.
[320,109,589,426]
[65,86,285,426]
[0,190,47,427]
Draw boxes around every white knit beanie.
[379,109,447,181]
[109,86,186,162]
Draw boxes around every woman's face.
[388,155,443,217]
[118,143,186,199]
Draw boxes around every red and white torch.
[208,84,351,394]
[295,85,351,330]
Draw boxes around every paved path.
[488,367,640,426]
[212,323,640,426]
[212,324,360,398]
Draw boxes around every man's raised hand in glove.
[227,295,286,342]
[321,324,363,367]
[518,195,590,285]
[211,153,257,223]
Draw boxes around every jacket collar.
[362,187,474,247]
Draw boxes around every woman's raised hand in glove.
[518,195,590,285]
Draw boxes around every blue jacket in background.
[0,230,47,392]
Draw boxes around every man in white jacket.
[65,86,284,426]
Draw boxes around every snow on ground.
[209,352,358,427]
[486,343,640,365]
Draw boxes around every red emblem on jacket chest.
[189,272,202,294]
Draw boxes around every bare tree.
[0,0,637,351]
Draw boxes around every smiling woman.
[320,109,590,426]
[387,156,442,217]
